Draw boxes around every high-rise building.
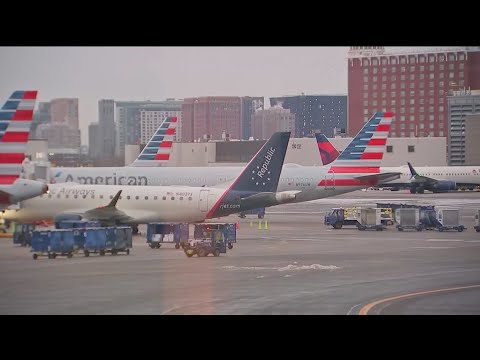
[50,98,79,130]
[464,114,480,165]
[98,99,116,160]
[32,102,51,137]
[348,46,480,138]
[36,123,81,149]
[241,97,264,140]
[252,108,295,140]
[88,122,102,159]
[115,100,182,158]
[447,89,480,165]
[269,95,347,138]
[181,97,242,142]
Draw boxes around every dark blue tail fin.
[407,162,419,179]
[231,131,291,193]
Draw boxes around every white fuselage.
[380,166,480,186]
[2,184,227,223]
[51,164,370,202]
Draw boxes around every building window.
[420,106,424,113]
[429,90,434,96]
[449,72,454,78]
[439,97,444,104]
[363,100,368,106]
[448,54,455,61]
[429,65,435,71]
[363,93,368,99]
[373,84,377,90]
[400,91,405,97]
[391,131,396,137]
[410,107,415,113]
[419,73,424,80]
[429,106,434,112]
[363,76,369,82]
[363,84,368,91]
[387,145,393,153]
[439,130,444,137]
[391,58,398,65]
[439,120,444,127]
[382,75,387,82]
[400,123,405,129]
[373,68,378,74]
[448,63,454,70]
[420,123,424,129]
[372,59,379,66]
[429,115,434,122]
[381,83,386,90]
[391,91,396,97]
[459,71,464,78]
[410,115,415,121]
[409,74,415,81]
[392,66,397,73]
[409,66,415,72]
[439,55,445,62]
[382,91,386,97]
[363,108,369,115]
[459,63,464,70]
[391,75,397,81]
[420,82,424,88]
[382,99,386,106]
[401,74,406,81]
[429,131,435,137]
[362,59,369,66]
[439,72,444,79]
[382,58,388,65]
[410,131,415,137]
[400,57,406,64]
[419,56,425,63]
[373,92,378,98]
[420,114,424,121]
[400,115,405,121]
[363,68,369,74]
[373,76,378,82]
[401,66,406,72]
[459,54,465,61]
[439,64,444,71]
[372,100,377,106]
[459,80,465,87]
[439,81,444,87]
[429,55,435,62]
[391,99,396,106]
[439,106,444,112]
[419,98,424,104]
[408,145,415,153]
[391,83,396,90]
[419,90,424,96]
[400,99,406,105]
[429,81,434,88]
[382,67,387,74]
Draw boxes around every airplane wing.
[354,172,402,184]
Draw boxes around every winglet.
[407,162,419,179]
[107,190,122,207]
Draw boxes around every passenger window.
[127,196,130,200]
[154,196,158,200]
[91,195,95,199]
[180,196,184,200]
[100,195,103,199]
[57,194,61,198]
[135,196,139,200]
[66,195,69,199]
[74,195,78,199]
[171,197,175,200]
[145,196,148,200]
[188,197,192,201]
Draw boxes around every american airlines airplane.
[1,132,297,224]
[315,133,480,193]
[49,112,399,203]
[0,90,48,209]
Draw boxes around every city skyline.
[0,46,444,144]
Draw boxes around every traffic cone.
[258,220,263,230]
[264,220,268,230]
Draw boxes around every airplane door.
[199,189,209,212]
[324,171,335,190]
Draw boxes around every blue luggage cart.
[84,227,131,256]
[48,230,75,258]
[31,230,51,260]
[146,223,189,249]
[13,224,35,247]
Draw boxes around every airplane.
[46,112,398,203]
[0,90,48,209]
[1,132,297,225]
[50,116,178,184]
[314,133,480,193]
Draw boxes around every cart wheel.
[376,228,383,231]
[476,228,480,233]
[111,249,117,256]
[458,227,463,232]
[100,250,105,256]
[156,243,161,249]
[175,243,180,249]
[398,227,403,231]
[84,250,90,257]
[416,227,423,231]
[186,252,194,257]
[33,253,38,260]
[149,243,155,249]
[228,243,233,250]
[197,248,206,257]
[67,253,73,258]
[213,249,220,257]
[126,249,130,255]
[439,228,444,232]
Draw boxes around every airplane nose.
[42,183,49,194]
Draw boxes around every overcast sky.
[0,46,445,144]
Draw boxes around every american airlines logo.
[257,147,276,179]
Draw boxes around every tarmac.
[1,189,479,315]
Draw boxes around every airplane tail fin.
[0,90,38,185]
[206,132,291,219]
[328,111,392,172]
[129,116,178,167]
[315,133,340,166]
[229,131,291,193]
[407,162,419,179]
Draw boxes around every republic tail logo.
[0,90,38,185]
[257,147,276,179]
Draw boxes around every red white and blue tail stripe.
[0,90,38,185]
[130,116,178,167]
[318,112,394,187]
